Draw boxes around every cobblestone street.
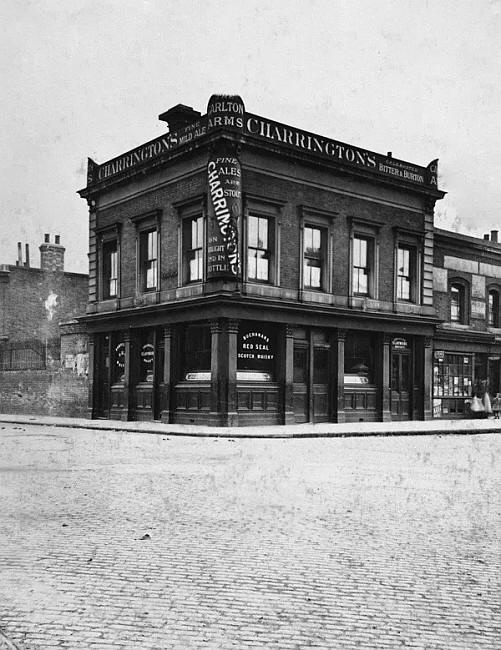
[0,426,500,649]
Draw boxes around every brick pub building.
[79,94,498,425]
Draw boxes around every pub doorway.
[292,330,330,423]
[133,328,163,421]
[391,343,412,420]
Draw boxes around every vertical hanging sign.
[207,155,242,278]
[206,95,244,280]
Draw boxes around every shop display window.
[237,323,276,380]
[344,333,375,385]
[433,353,473,399]
[182,325,211,380]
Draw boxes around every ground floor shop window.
[182,324,211,380]
[344,332,375,385]
[433,352,473,416]
[237,323,276,381]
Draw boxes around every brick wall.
[97,171,206,297]
[433,231,501,329]
[0,370,88,417]
[244,169,424,298]
[94,166,426,303]
[1,267,87,344]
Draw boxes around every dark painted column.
[283,325,295,424]
[308,330,314,422]
[227,319,239,426]
[123,330,134,421]
[423,336,433,420]
[87,334,96,419]
[161,325,173,423]
[381,333,391,421]
[333,329,346,423]
[209,318,239,426]
[210,319,223,424]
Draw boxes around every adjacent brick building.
[0,236,89,415]
[432,229,501,417]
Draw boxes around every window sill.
[97,299,120,313]
[394,301,423,315]
[176,284,203,299]
[301,290,334,305]
[441,322,470,329]
[243,283,295,300]
[246,279,273,286]
[134,291,160,306]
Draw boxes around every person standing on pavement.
[492,393,501,419]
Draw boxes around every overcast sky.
[2,0,500,273]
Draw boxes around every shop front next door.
[391,350,412,420]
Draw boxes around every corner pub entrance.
[80,94,443,426]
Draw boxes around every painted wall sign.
[115,342,125,369]
[140,342,155,382]
[207,94,245,131]
[392,337,409,350]
[96,119,208,182]
[245,113,433,186]
[237,329,275,375]
[140,343,154,363]
[206,156,241,278]
[86,95,438,189]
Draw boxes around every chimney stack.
[24,244,30,268]
[17,242,22,266]
[484,234,490,240]
[491,230,498,243]
[158,104,201,131]
[39,234,65,273]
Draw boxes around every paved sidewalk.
[0,412,501,437]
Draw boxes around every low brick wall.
[0,369,88,417]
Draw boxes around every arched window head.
[488,289,500,327]
[450,282,466,323]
